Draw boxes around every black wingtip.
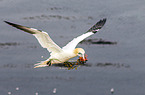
[96,18,107,26]
[87,18,107,33]
[102,18,107,25]
[4,20,25,31]
[4,21,11,24]
[4,21,37,34]
[4,21,18,26]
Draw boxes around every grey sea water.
[0,0,145,95]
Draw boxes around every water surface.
[0,0,145,95]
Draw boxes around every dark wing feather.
[87,18,106,33]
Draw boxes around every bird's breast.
[50,51,77,63]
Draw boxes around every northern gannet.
[4,18,106,68]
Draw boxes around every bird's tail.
[34,60,49,68]
[34,59,61,68]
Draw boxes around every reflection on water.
[0,39,116,49]
[0,62,130,69]
[54,62,130,70]
[22,14,94,21]
[0,42,38,49]
[95,62,130,68]
[80,38,117,45]
[0,42,20,47]
[0,38,117,49]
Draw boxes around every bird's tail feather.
[34,60,49,68]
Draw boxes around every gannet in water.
[4,18,106,68]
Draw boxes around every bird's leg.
[34,60,51,68]
[47,59,53,66]
[47,59,61,66]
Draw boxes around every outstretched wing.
[62,18,107,51]
[4,21,63,53]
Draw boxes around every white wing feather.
[62,32,94,51]
[4,21,63,53]
[33,31,62,53]
[62,18,107,51]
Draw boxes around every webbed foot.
[47,60,52,66]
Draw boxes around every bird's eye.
[78,52,82,55]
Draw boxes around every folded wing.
[62,18,107,51]
[4,21,63,53]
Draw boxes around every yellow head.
[74,48,88,63]
[74,48,85,57]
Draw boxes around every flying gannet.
[4,18,106,68]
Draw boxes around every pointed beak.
[79,54,88,63]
